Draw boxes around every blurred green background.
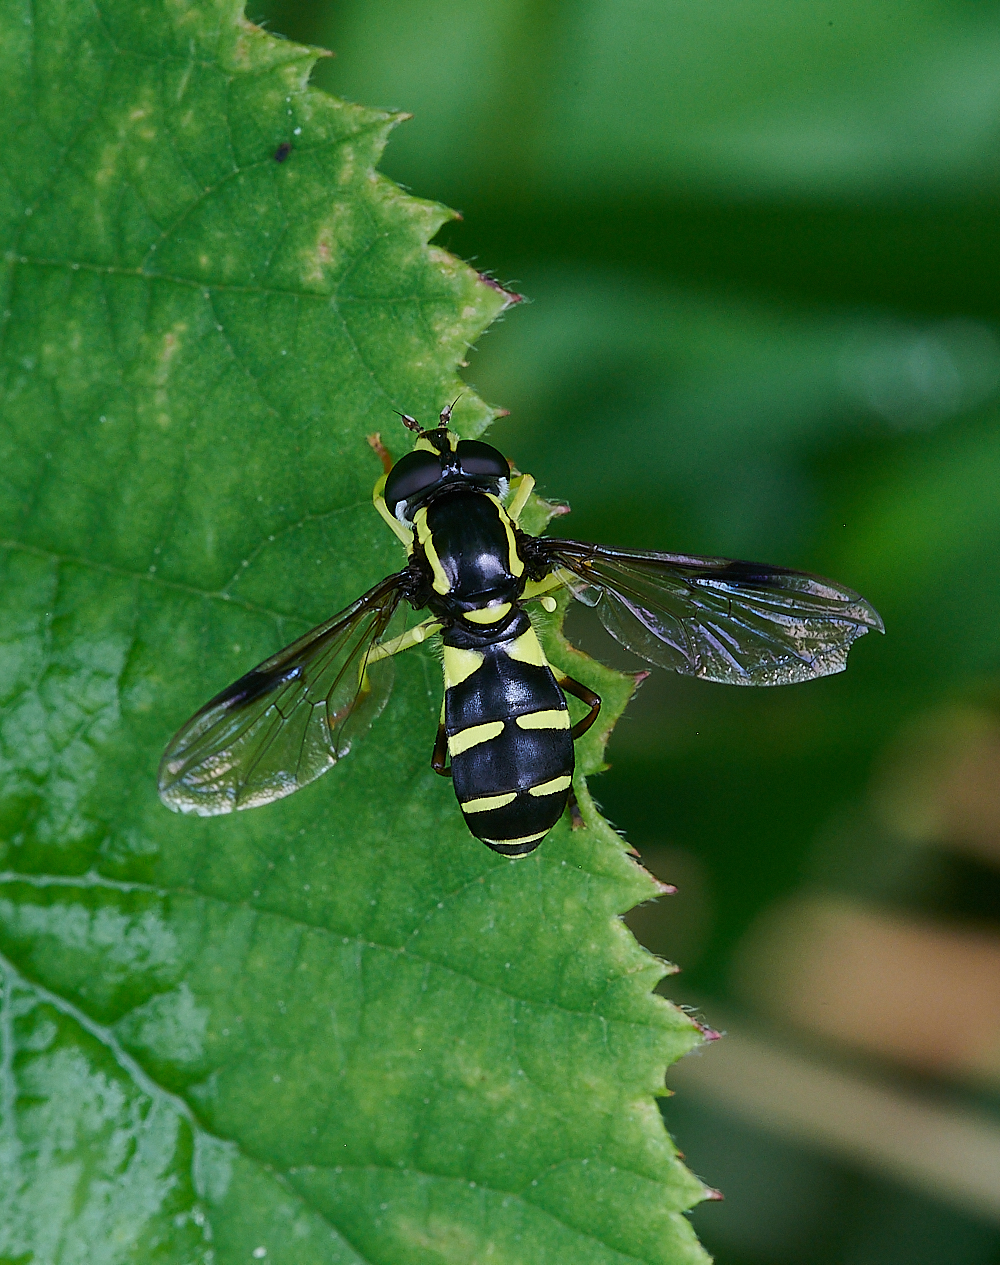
[250,3,1000,1261]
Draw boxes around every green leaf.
[0,2,710,1262]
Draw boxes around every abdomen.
[443,613,573,856]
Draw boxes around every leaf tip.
[477,272,524,307]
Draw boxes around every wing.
[534,538,883,686]
[158,573,410,815]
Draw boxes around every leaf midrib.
[5,254,439,305]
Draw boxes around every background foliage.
[0,1,711,1261]
[247,1,1000,1262]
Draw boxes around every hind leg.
[556,673,601,739]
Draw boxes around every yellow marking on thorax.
[528,774,572,798]
[460,791,517,814]
[414,506,451,595]
[504,627,547,668]
[444,645,485,688]
[522,574,562,602]
[463,602,511,625]
[515,709,569,731]
[448,720,505,756]
[486,493,525,579]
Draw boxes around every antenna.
[438,393,464,428]
[393,410,422,433]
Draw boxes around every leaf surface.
[0,2,709,1261]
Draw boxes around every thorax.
[414,491,526,627]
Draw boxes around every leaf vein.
[0,524,368,624]
[0,871,673,1033]
[0,945,380,1265]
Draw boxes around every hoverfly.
[159,403,883,855]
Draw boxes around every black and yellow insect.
[159,404,883,854]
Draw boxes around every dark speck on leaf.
[274,142,291,162]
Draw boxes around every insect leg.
[556,673,602,739]
[358,616,442,697]
[432,700,452,777]
[506,472,535,523]
[365,617,442,669]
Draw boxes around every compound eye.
[383,450,443,509]
[455,440,510,479]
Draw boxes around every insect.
[159,402,883,855]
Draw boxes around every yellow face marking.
[444,645,485,688]
[483,829,549,848]
[461,791,518,814]
[486,494,525,579]
[463,602,511,625]
[413,506,451,595]
[413,429,458,454]
[504,628,547,668]
[372,474,413,547]
[515,709,569,731]
[448,720,505,757]
[528,774,572,798]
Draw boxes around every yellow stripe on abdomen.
[448,720,505,757]
[503,626,547,667]
[461,791,518,814]
[527,774,572,798]
[515,709,569,731]
[443,645,485,688]
[482,830,549,849]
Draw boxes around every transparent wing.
[538,539,884,686]
[158,574,410,815]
